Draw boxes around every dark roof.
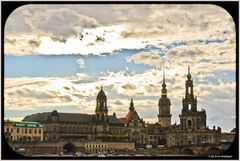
[108,115,123,124]
[23,112,50,122]
[97,89,107,100]
[158,97,171,105]
[23,112,122,125]
[231,128,236,133]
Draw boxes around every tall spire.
[161,66,167,97]
[162,66,166,88]
[187,65,192,80]
[129,98,134,111]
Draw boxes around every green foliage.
[148,149,159,156]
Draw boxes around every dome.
[158,97,171,105]
[51,110,59,117]
[97,87,107,100]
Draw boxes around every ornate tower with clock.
[158,67,172,127]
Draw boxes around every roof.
[158,97,171,105]
[231,128,236,133]
[23,111,123,125]
[97,88,107,100]
[119,111,135,124]
[9,121,43,128]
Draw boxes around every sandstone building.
[4,121,43,142]
[7,67,233,155]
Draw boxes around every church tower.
[95,86,108,121]
[179,66,206,130]
[158,67,171,127]
[182,66,197,113]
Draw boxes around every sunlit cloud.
[4,4,236,132]
[4,4,235,56]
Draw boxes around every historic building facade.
[8,66,231,155]
[23,88,127,142]
[4,121,43,142]
[165,67,222,147]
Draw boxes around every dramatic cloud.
[126,51,161,67]
[4,4,235,55]
[4,4,236,132]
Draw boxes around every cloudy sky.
[4,4,236,132]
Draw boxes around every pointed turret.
[129,98,135,111]
[187,65,192,80]
[162,66,166,88]
[161,66,167,97]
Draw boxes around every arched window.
[188,87,191,94]
[188,104,191,111]
[188,120,192,129]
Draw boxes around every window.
[188,120,192,129]
[11,128,13,133]
[6,128,9,133]
[188,104,191,111]
[35,129,37,134]
[17,128,19,133]
[39,129,41,134]
[188,87,191,94]
[29,129,32,134]
[25,129,28,134]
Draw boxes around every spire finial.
[163,66,165,85]
[101,86,103,90]
[187,66,192,80]
[162,66,166,89]
[130,97,134,111]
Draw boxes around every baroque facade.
[20,67,224,152]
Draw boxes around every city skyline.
[4,4,236,132]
